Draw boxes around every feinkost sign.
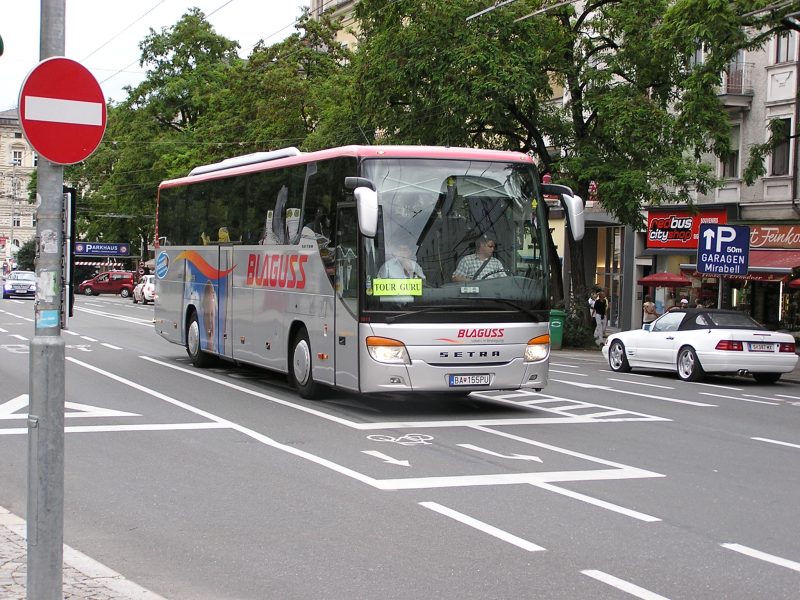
[646,208,728,249]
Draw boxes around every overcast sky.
[1,1,309,111]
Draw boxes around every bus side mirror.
[541,183,585,241]
[355,187,378,238]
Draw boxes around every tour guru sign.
[18,57,106,165]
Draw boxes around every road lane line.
[81,336,98,342]
[533,482,660,522]
[721,543,800,573]
[751,437,800,450]
[549,363,579,368]
[700,393,778,405]
[607,378,674,389]
[0,423,229,435]
[550,369,588,376]
[599,370,654,378]
[101,343,123,350]
[419,502,545,551]
[743,394,785,402]
[776,394,800,400]
[551,380,715,407]
[10,334,27,341]
[685,381,743,391]
[581,570,670,599]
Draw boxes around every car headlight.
[524,334,550,362]
[366,336,411,365]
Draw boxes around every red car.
[77,271,135,297]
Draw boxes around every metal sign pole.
[27,1,66,599]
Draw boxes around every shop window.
[770,118,791,176]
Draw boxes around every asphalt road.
[1,294,799,599]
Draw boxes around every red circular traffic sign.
[18,57,107,165]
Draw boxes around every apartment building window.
[12,216,20,228]
[722,125,740,178]
[689,42,704,68]
[14,132,22,138]
[775,32,796,64]
[33,154,38,167]
[771,118,792,176]
[12,151,22,166]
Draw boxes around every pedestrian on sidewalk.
[593,290,608,345]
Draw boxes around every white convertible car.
[602,308,798,383]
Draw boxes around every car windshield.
[9,272,35,281]
[360,158,549,318]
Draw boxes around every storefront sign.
[646,208,728,249]
[749,224,800,249]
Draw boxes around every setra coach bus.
[153,145,584,398]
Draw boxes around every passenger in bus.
[377,242,426,280]
[452,235,507,282]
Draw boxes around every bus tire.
[186,310,215,368]
[290,329,322,399]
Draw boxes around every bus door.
[334,203,360,390]
[219,245,234,358]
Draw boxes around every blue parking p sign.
[697,224,749,276]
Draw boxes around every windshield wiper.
[477,298,547,321]
[384,304,473,324]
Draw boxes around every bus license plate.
[748,342,774,352]
[449,374,490,386]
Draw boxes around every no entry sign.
[18,57,107,165]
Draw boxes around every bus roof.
[158,145,534,190]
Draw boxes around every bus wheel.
[186,311,215,368]
[291,329,322,399]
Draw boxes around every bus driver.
[452,235,506,282]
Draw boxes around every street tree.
[351,0,796,310]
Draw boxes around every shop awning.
[74,261,124,268]
[747,249,800,272]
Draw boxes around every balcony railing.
[721,61,754,95]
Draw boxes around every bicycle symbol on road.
[367,433,434,446]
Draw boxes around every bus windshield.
[362,158,548,317]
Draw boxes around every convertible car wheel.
[608,340,631,373]
[677,346,705,382]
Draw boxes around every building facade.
[0,108,37,264]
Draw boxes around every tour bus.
[153,145,584,398]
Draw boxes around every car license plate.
[449,374,490,386]
[748,342,774,352]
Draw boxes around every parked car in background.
[132,275,155,304]
[77,271,135,298]
[602,308,798,384]
[2,270,36,299]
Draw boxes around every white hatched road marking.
[550,369,588,376]
[582,570,670,599]
[551,379,716,407]
[607,378,674,389]
[721,543,800,573]
[419,502,545,551]
[533,482,660,522]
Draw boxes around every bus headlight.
[524,334,550,362]
[366,336,411,365]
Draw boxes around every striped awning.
[74,261,123,268]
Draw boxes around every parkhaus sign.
[646,208,728,250]
[74,242,130,256]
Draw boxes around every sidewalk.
[0,505,164,600]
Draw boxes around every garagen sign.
[646,208,728,249]
[74,242,130,256]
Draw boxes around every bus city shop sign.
[74,242,130,257]
[697,224,750,276]
[646,208,728,249]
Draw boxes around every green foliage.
[562,298,596,348]
[16,238,36,271]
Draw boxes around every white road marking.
[685,381,743,391]
[0,395,140,419]
[101,343,123,350]
[75,306,153,326]
[0,327,7,332]
[751,437,800,450]
[144,356,668,427]
[775,394,800,400]
[62,329,80,336]
[549,363,579,368]
[743,394,785,402]
[607,378,674,389]
[533,482,660,522]
[600,370,655,378]
[551,379,716,407]
[700,393,777,405]
[721,543,800,573]
[419,502,545,551]
[0,423,228,435]
[582,570,670,599]
[10,334,27,341]
[550,369,587,376]
[458,443,542,462]
[80,336,98,342]
[361,450,410,467]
